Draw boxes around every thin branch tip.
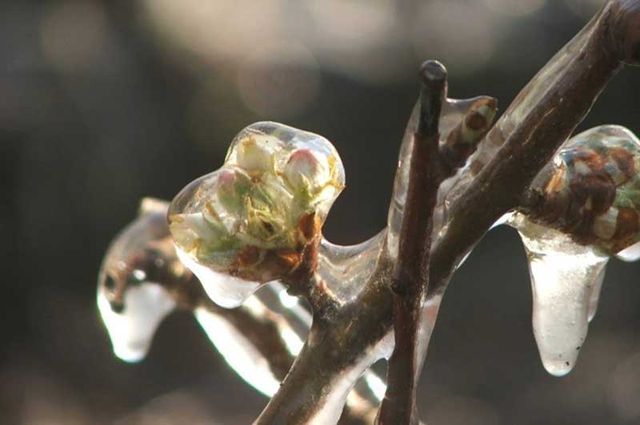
[419,60,447,86]
[417,60,447,139]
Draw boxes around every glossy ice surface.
[97,199,177,362]
[531,125,640,255]
[509,213,609,376]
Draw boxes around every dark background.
[1,0,640,424]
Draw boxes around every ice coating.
[387,97,497,258]
[97,198,180,362]
[459,14,599,189]
[301,333,394,425]
[98,201,390,414]
[195,307,281,396]
[414,295,443,375]
[587,265,607,323]
[318,232,386,303]
[527,125,640,256]
[169,121,345,307]
[510,213,609,376]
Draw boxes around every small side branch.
[377,61,447,425]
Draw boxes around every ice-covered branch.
[430,0,640,297]
[377,61,446,425]
[96,1,640,424]
[97,200,382,425]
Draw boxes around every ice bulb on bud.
[528,125,640,256]
[169,122,345,307]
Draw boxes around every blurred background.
[1,0,640,423]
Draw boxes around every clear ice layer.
[587,265,606,323]
[98,201,391,407]
[510,213,609,376]
[301,333,395,425]
[195,307,281,396]
[318,232,386,303]
[387,98,490,258]
[176,246,262,309]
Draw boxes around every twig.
[377,61,446,425]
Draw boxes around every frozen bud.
[169,121,345,290]
[461,97,497,142]
[235,136,275,174]
[284,149,330,193]
[216,168,252,215]
[527,125,640,255]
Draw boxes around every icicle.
[508,125,640,374]
[97,200,179,362]
[511,213,608,376]
[98,282,176,362]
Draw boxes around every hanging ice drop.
[511,213,608,376]
[97,200,180,362]
[175,246,262,308]
[511,125,640,375]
